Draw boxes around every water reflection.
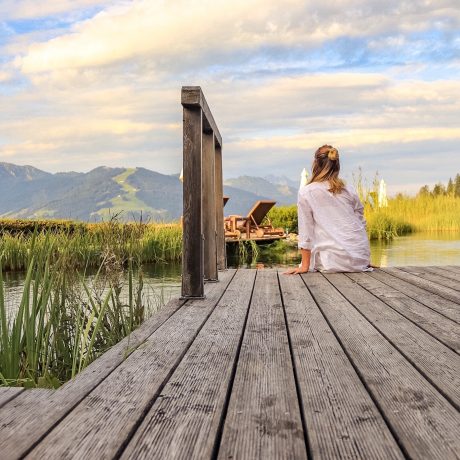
[370,232,460,267]
[2,262,182,318]
[226,241,301,269]
[228,233,460,269]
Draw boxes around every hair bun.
[327,148,338,161]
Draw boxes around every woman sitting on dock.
[285,145,372,274]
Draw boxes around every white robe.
[297,181,372,272]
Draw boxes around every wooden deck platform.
[1,266,459,459]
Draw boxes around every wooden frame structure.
[181,86,226,298]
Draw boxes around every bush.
[266,205,298,233]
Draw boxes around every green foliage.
[0,218,87,235]
[371,194,460,233]
[418,173,460,198]
[0,220,182,272]
[365,209,414,240]
[0,233,159,388]
[263,194,460,242]
[237,240,260,264]
[266,205,298,233]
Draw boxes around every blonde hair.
[309,144,345,194]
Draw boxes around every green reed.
[265,195,460,242]
[0,220,182,272]
[0,229,163,388]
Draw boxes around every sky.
[0,0,459,195]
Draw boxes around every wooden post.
[181,106,204,298]
[181,86,226,295]
[215,144,226,270]
[202,130,218,281]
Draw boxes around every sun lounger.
[225,200,284,239]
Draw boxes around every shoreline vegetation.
[268,194,460,241]
[268,173,460,240]
[0,221,171,388]
[0,220,181,272]
[1,174,459,387]
[1,186,459,273]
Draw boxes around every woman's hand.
[283,266,309,275]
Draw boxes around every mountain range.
[0,162,298,221]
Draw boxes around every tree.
[418,185,430,197]
[432,183,446,196]
[447,178,455,196]
[455,174,460,198]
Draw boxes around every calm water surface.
[3,233,460,309]
[229,232,460,269]
[369,232,460,267]
[2,262,182,317]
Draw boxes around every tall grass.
[367,195,460,233]
[266,194,460,241]
[237,239,260,265]
[0,228,163,388]
[0,220,182,272]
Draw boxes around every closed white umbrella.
[378,179,388,207]
[300,168,308,187]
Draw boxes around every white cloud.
[0,0,110,20]
[0,70,12,81]
[11,0,460,76]
[1,0,459,193]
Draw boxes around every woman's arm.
[284,248,311,274]
[284,188,314,275]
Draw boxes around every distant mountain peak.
[0,162,50,181]
[0,162,297,222]
[264,174,299,189]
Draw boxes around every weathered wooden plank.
[424,266,460,284]
[382,267,460,305]
[122,269,256,459]
[202,130,218,281]
[327,273,460,409]
[181,105,204,298]
[215,144,226,271]
[347,272,460,353]
[369,269,460,323]
[398,266,460,292]
[0,387,24,409]
[218,270,307,459]
[62,299,186,394]
[0,388,54,416]
[0,294,187,458]
[443,265,460,275]
[303,272,460,459]
[181,86,222,147]
[279,273,403,460]
[26,270,236,460]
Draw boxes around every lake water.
[370,232,460,267]
[3,233,460,312]
[2,262,183,318]
[228,232,460,269]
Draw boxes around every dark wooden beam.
[202,131,218,280]
[181,86,222,147]
[215,144,226,270]
[181,105,204,298]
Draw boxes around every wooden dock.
[0,266,459,459]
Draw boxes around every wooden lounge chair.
[225,200,284,239]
